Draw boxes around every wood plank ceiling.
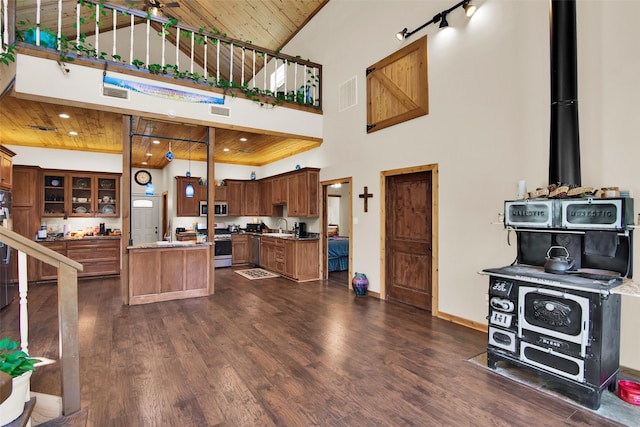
[0,0,328,168]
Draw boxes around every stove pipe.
[549,0,581,186]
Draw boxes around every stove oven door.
[520,342,585,382]
[518,286,589,356]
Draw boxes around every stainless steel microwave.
[202,201,228,217]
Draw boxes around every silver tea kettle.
[544,246,575,274]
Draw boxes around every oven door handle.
[530,287,566,298]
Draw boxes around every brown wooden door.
[385,171,432,311]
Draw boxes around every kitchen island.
[127,241,212,305]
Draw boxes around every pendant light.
[185,141,194,197]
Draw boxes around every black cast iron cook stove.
[482,1,635,410]
[482,197,633,410]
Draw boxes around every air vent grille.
[28,125,56,132]
[210,105,230,117]
[102,86,129,100]
[339,75,357,112]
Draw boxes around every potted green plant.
[0,337,41,425]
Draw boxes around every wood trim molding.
[437,311,489,333]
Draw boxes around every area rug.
[468,352,640,426]
[234,268,279,280]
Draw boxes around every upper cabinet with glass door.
[42,173,66,217]
[41,170,120,218]
[70,174,93,216]
[96,176,119,217]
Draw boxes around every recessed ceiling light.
[240,137,247,142]
[142,161,148,165]
[152,140,160,144]
[146,153,152,156]
[68,131,78,136]
[223,148,230,152]
[58,113,70,119]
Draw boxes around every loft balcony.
[0,0,323,163]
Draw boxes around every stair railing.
[0,226,83,416]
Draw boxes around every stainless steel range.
[483,197,633,410]
[213,227,232,268]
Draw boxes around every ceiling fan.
[134,0,180,17]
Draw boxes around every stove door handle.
[531,287,565,298]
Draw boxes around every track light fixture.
[396,28,409,41]
[439,12,449,28]
[463,0,477,17]
[396,0,476,40]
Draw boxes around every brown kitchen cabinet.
[287,169,319,217]
[11,166,41,282]
[42,172,66,217]
[66,238,121,277]
[37,241,66,281]
[260,236,280,273]
[284,238,319,281]
[95,175,119,217]
[198,181,208,203]
[42,170,120,218]
[232,234,249,264]
[258,179,272,216]
[128,244,210,305]
[271,176,287,205]
[226,180,244,216]
[244,181,260,216]
[176,176,201,217]
[0,145,15,190]
[259,179,283,217]
[260,236,319,281]
[36,238,121,281]
[214,186,228,202]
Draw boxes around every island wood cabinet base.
[260,236,319,281]
[128,244,211,305]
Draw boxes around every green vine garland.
[4,1,321,109]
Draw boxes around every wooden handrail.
[0,226,83,416]
[0,227,83,271]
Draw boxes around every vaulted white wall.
[279,0,640,369]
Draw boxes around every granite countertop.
[128,241,213,250]
[37,235,122,242]
[241,231,320,241]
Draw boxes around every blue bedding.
[328,237,349,272]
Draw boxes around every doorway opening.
[321,178,352,286]
[381,165,438,314]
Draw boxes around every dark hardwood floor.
[0,268,625,426]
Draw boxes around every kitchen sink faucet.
[277,218,288,233]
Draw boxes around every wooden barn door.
[367,36,428,133]
[385,170,434,311]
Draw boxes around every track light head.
[396,28,408,41]
[439,12,449,28]
[463,1,477,17]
